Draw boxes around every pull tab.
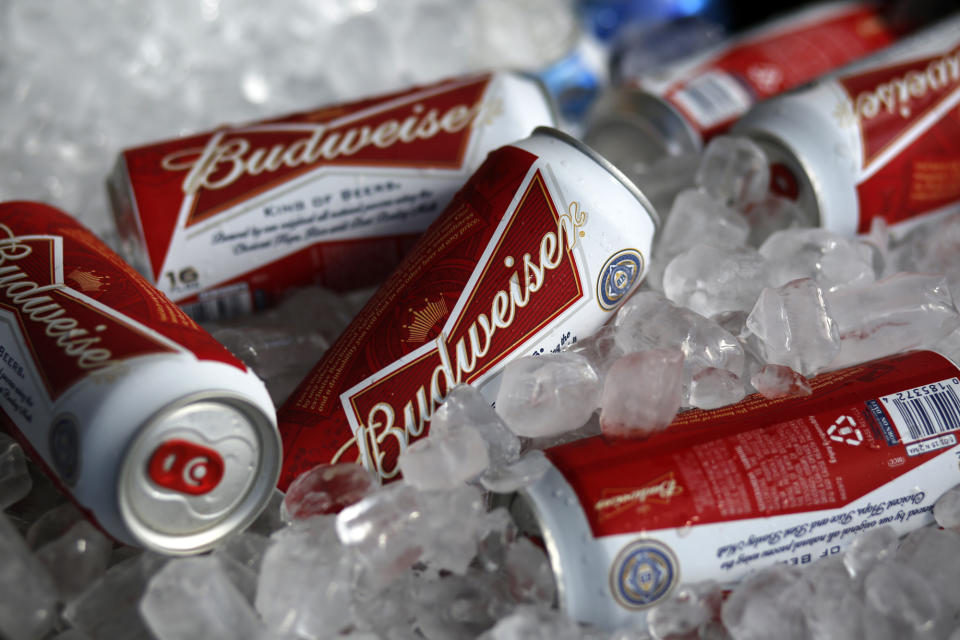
[147,439,225,495]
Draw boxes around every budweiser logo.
[335,171,588,479]
[595,473,683,516]
[0,225,115,372]
[839,46,960,168]
[0,224,176,399]
[157,76,495,227]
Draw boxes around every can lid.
[118,392,280,555]
[532,125,661,229]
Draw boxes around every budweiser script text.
[847,46,960,122]
[0,225,114,371]
[336,200,589,480]
[161,99,494,198]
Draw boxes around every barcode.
[671,71,752,129]
[181,283,253,322]
[881,377,960,444]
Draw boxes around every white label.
[879,376,960,444]
[671,71,753,129]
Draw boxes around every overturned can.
[733,12,960,234]
[277,126,659,487]
[0,201,280,555]
[497,350,960,629]
[583,1,897,171]
[108,71,556,321]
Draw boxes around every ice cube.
[759,228,877,292]
[140,556,263,640]
[26,502,85,549]
[503,537,556,606]
[842,525,899,579]
[495,353,601,439]
[863,561,945,632]
[934,485,960,531]
[480,450,552,493]
[64,551,169,640]
[431,385,520,469]
[477,605,584,640]
[0,512,58,640]
[802,558,868,640]
[741,194,815,247]
[825,273,960,369]
[213,531,272,604]
[745,278,840,376]
[398,424,490,490]
[35,519,113,602]
[281,463,378,522]
[652,189,750,277]
[409,570,512,639]
[687,366,745,409]
[749,364,812,399]
[256,515,357,637]
[895,527,960,606]
[599,349,684,439]
[0,432,31,510]
[614,290,746,381]
[646,581,723,640]
[663,243,768,316]
[695,135,769,209]
[720,564,810,640]
[337,483,486,582]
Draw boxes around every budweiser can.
[733,13,960,234]
[0,201,280,555]
[277,126,659,487]
[107,71,557,321]
[496,350,960,629]
[582,1,897,170]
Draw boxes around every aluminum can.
[733,13,960,234]
[496,349,960,629]
[583,1,897,170]
[107,71,557,321]
[277,127,659,488]
[0,201,280,555]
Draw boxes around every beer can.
[496,350,960,629]
[0,201,280,555]
[733,13,960,234]
[277,126,659,488]
[107,71,557,322]
[583,1,897,171]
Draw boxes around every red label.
[123,75,493,281]
[0,202,246,391]
[545,350,960,537]
[277,146,588,487]
[855,103,960,231]
[661,4,895,139]
[838,46,960,169]
[148,439,225,495]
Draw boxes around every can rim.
[117,390,281,555]
[532,125,661,229]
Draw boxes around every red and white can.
[498,350,960,629]
[276,127,659,488]
[0,201,280,555]
[733,13,960,234]
[583,1,897,169]
[108,72,556,321]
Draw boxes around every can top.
[118,391,280,555]
[533,125,661,229]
